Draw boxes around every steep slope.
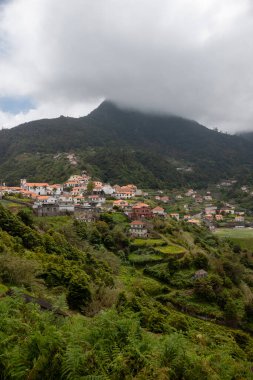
[0,203,253,377]
[239,131,253,142]
[0,101,253,186]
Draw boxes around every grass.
[0,284,8,295]
[34,215,73,230]
[128,253,163,263]
[214,228,253,250]
[168,291,224,319]
[155,245,185,254]
[132,238,166,247]
[0,199,26,213]
[111,212,129,224]
[118,266,166,295]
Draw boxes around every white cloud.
[0,0,253,132]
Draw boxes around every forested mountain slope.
[1,101,253,186]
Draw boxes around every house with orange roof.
[152,206,166,216]
[5,187,23,194]
[71,187,84,196]
[21,179,49,195]
[73,195,85,204]
[48,184,63,195]
[113,200,129,209]
[170,213,180,221]
[160,196,169,203]
[20,189,37,199]
[36,195,57,204]
[64,180,80,188]
[129,220,148,238]
[59,194,73,203]
[130,202,153,220]
[93,181,103,187]
[113,184,136,199]
[187,218,201,225]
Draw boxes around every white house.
[88,195,105,204]
[152,206,166,216]
[102,184,115,195]
[129,221,148,238]
[21,180,49,195]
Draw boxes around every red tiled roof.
[132,203,149,209]
[152,206,164,212]
[130,220,145,226]
[26,183,49,187]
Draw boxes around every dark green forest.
[1,101,253,186]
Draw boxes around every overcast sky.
[0,0,253,132]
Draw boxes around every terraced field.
[131,237,185,260]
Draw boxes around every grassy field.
[34,215,73,230]
[128,253,163,263]
[155,245,186,254]
[0,199,27,213]
[214,227,253,251]
[132,238,165,247]
[132,237,185,255]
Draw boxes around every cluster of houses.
[0,175,155,224]
[0,174,189,237]
[203,204,245,229]
[1,174,251,236]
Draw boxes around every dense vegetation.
[1,202,253,378]
[1,101,253,186]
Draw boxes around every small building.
[88,195,105,204]
[235,216,245,222]
[113,199,129,209]
[129,221,148,238]
[21,180,49,195]
[193,269,208,279]
[205,214,213,221]
[187,218,201,225]
[152,206,166,216]
[130,203,153,220]
[102,184,115,195]
[33,202,75,216]
[160,196,169,203]
[205,206,217,215]
[170,213,180,221]
[33,203,60,217]
[220,207,235,215]
[185,189,195,197]
[75,208,99,223]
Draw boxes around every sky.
[0,0,253,132]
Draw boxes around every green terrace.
[129,237,186,264]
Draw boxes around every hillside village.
[0,173,252,237]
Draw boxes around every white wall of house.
[102,185,115,195]
[114,193,133,199]
[130,228,148,237]
[26,186,48,195]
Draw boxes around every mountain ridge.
[1,101,253,187]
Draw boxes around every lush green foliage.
[1,204,253,378]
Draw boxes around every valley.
[0,169,253,378]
